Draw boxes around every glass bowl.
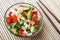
[4,2,43,37]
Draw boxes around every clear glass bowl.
[4,2,43,37]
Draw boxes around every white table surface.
[0,0,60,40]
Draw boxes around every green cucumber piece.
[11,28,17,34]
[27,8,32,20]
[9,23,16,29]
[18,12,24,18]
[22,6,31,10]
[30,26,38,33]
[21,26,26,30]
[14,22,21,29]
[18,13,22,18]
[18,12,26,21]
[19,20,24,24]
[20,17,26,21]
[9,24,12,29]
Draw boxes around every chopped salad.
[5,5,42,37]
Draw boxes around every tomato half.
[34,20,39,26]
[6,17,11,24]
[6,12,18,24]
[11,15,18,23]
[30,20,39,26]
[30,20,35,25]
[32,11,37,15]
[18,29,26,37]
[32,11,38,20]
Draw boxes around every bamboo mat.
[0,0,60,40]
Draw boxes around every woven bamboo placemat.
[0,0,60,40]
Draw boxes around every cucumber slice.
[17,10,25,18]
[14,22,21,29]
[19,20,24,24]
[9,23,16,29]
[30,26,38,33]
[20,17,26,21]
[27,8,32,20]
[21,26,26,30]
[18,12,26,21]
[18,12,24,18]
[18,13,22,18]
[22,6,31,10]
[9,24,12,29]
[11,28,17,34]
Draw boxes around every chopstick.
[39,0,60,24]
[37,2,60,34]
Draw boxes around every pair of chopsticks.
[37,0,60,34]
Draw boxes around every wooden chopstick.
[39,0,60,24]
[37,2,60,34]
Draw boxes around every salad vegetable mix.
[5,5,42,37]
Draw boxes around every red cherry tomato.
[34,20,39,26]
[11,15,18,23]
[18,29,26,37]
[32,14,37,20]
[32,11,38,20]
[6,17,11,24]
[6,12,18,24]
[32,11,37,15]
[30,20,39,26]
[30,20,35,25]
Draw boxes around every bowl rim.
[4,2,43,37]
